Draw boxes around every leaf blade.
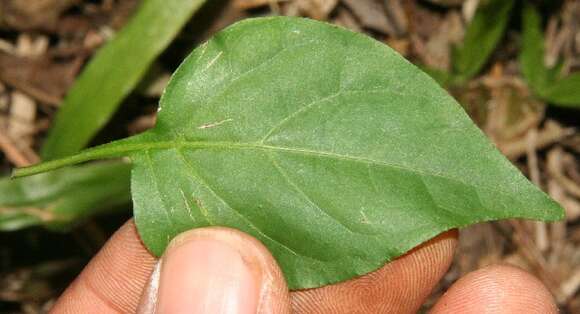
[2,162,131,230]
[453,0,514,80]
[130,17,562,288]
[540,73,580,107]
[18,17,564,289]
[519,4,580,108]
[520,3,549,93]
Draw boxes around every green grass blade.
[1,162,131,231]
[419,66,454,87]
[520,3,549,93]
[41,0,206,160]
[453,0,514,81]
[519,4,580,108]
[541,73,580,108]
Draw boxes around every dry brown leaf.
[0,0,79,31]
[342,0,395,34]
[295,0,338,20]
[0,52,80,106]
[422,11,464,70]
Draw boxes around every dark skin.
[52,220,558,313]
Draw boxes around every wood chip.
[8,91,36,148]
[333,6,362,32]
[422,11,464,69]
[295,0,338,20]
[558,268,580,303]
[342,0,395,34]
[0,0,79,31]
[15,34,49,58]
[383,0,408,36]
[0,51,80,106]
[385,37,410,56]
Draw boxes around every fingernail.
[151,234,260,314]
[137,261,162,314]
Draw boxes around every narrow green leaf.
[520,4,580,108]
[2,162,131,231]
[16,17,564,289]
[453,0,514,80]
[546,60,565,84]
[520,3,549,93]
[419,66,453,87]
[540,73,580,107]
[41,0,206,160]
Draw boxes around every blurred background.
[0,0,579,312]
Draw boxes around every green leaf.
[519,4,580,108]
[520,3,549,93]
[41,0,207,160]
[453,0,514,81]
[540,73,580,107]
[419,66,454,87]
[1,162,130,231]
[545,60,565,83]
[15,17,564,289]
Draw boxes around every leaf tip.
[539,197,567,222]
[551,203,567,221]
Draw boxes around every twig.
[558,268,580,304]
[526,129,549,252]
[510,220,560,292]
[0,132,36,167]
[500,121,575,159]
[548,178,580,222]
[547,147,580,198]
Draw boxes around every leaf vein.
[260,89,392,143]
[144,151,176,229]
[199,39,320,110]
[174,148,310,260]
[266,151,361,234]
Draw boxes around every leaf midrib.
[19,139,514,203]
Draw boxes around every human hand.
[52,220,557,313]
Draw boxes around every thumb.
[137,227,292,314]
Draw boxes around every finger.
[430,264,558,314]
[291,230,458,313]
[51,220,157,313]
[52,220,457,314]
[138,227,292,314]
